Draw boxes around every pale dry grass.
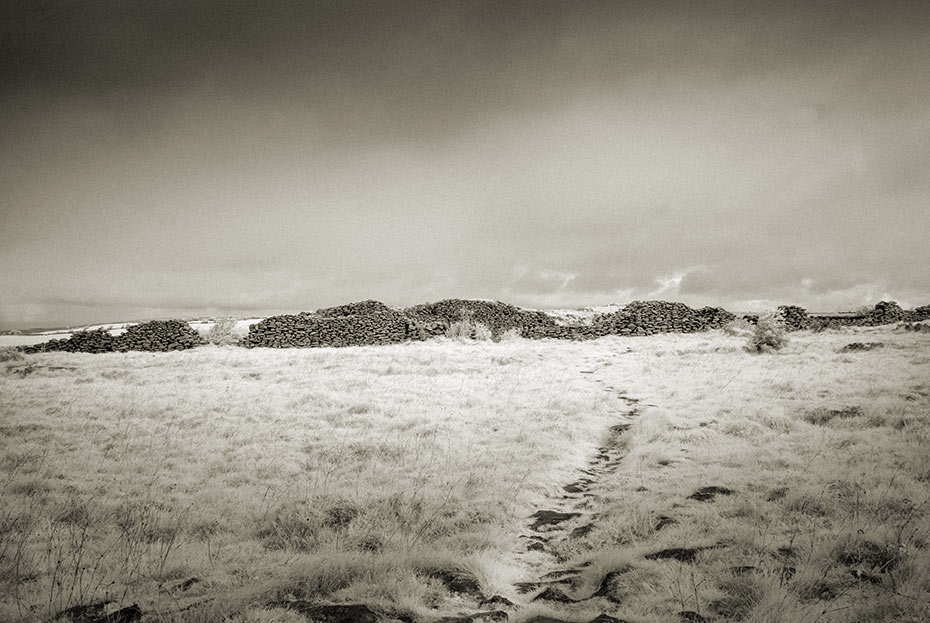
[552,326,930,622]
[0,338,617,620]
[1,326,928,622]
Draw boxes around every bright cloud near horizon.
[2,1,929,329]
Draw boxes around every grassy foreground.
[1,326,929,622]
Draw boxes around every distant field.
[2,327,929,622]
[0,335,57,347]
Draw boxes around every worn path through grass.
[2,326,930,622]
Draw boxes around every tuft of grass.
[802,406,863,426]
[256,498,363,552]
[831,535,901,573]
[225,607,308,623]
[710,572,765,620]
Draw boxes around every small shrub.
[444,319,493,342]
[723,318,754,337]
[497,327,523,342]
[745,311,788,353]
[445,320,472,341]
[472,322,492,341]
[206,318,240,346]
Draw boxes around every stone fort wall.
[18,300,930,353]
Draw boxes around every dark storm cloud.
[2,1,930,328]
[5,1,927,137]
[2,1,570,138]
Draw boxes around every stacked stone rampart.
[241,304,414,348]
[118,320,206,351]
[23,328,118,354]
[522,324,601,340]
[912,305,930,321]
[778,305,813,331]
[22,320,205,354]
[807,313,864,329]
[808,301,917,329]
[404,299,559,337]
[16,299,930,354]
[590,301,735,336]
[864,301,904,325]
[409,320,449,340]
[522,302,733,339]
[316,299,397,318]
[696,306,738,328]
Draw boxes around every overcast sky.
[2,1,929,329]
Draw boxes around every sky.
[2,1,929,329]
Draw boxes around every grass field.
[2,326,929,622]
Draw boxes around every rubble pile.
[911,305,930,321]
[315,300,398,317]
[696,306,738,328]
[404,299,558,337]
[116,320,207,351]
[864,301,905,325]
[17,298,930,354]
[590,300,735,336]
[778,305,813,331]
[242,302,414,348]
[22,320,205,354]
[22,328,117,354]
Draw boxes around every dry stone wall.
[316,299,398,318]
[241,305,414,348]
[523,301,734,339]
[742,302,928,332]
[866,301,904,325]
[778,305,813,331]
[22,320,205,354]
[118,320,207,351]
[17,299,930,353]
[404,299,559,337]
[805,314,862,329]
[521,324,601,340]
[807,301,922,329]
[590,301,735,336]
[912,305,930,321]
[23,328,117,354]
[243,299,559,348]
